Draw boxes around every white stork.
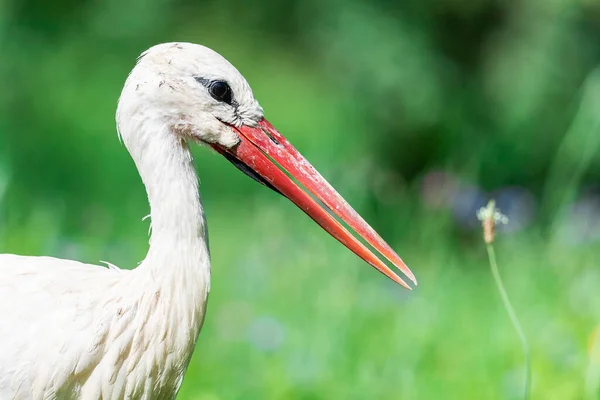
[0,42,416,399]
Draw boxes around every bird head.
[117,42,416,289]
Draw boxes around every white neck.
[141,134,208,266]
[107,110,212,394]
[120,111,211,315]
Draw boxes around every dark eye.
[208,81,232,105]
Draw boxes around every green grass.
[2,1,600,397]
[1,189,597,399]
[168,200,596,399]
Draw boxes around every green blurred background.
[1,0,600,398]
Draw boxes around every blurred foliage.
[1,0,600,398]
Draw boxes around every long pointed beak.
[212,118,416,289]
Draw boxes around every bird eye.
[208,81,232,105]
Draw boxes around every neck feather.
[112,87,212,392]
[121,114,210,283]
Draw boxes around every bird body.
[0,42,415,399]
[0,253,206,398]
[0,96,211,398]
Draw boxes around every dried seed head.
[477,200,509,244]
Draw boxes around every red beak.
[212,118,416,289]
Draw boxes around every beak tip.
[408,272,417,286]
[396,261,417,287]
[392,274,412,290]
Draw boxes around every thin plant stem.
[585,327,600,399]
[486,243,531,400]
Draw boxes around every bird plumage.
[0,42,416,400]
[0,42,255,399]
[0,254,197,398]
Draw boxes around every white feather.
[0,42,264,399]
